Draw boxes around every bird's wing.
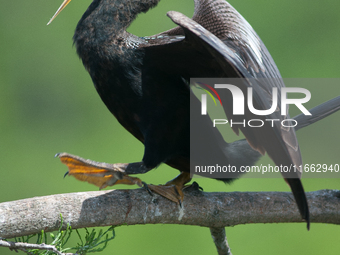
[139,0,308,226]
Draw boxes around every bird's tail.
[285,178,310,230]
[294,96,340,131]
[290,95,340,229]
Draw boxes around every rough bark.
[210,227,232,255]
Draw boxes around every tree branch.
[209,227,232,255]
[1,188,339,239]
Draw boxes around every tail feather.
[286,178,310,230]
[294,96,340,131]
[291,96,340,229]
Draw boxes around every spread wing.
[139,0,309,227]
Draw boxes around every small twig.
[210,227,232,255]
[0,240,76,255]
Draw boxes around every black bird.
[49,0,340,229]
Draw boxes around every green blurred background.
[1,0,339,254]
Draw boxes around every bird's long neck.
[75,0,160,38]
[73,0,161,87]
[73,0,160,59]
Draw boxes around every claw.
[142,182,153,196]
[183,181,203,191]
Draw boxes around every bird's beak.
[47,0,72,25]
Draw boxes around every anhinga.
[48,0,340,230]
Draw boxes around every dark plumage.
[48,0,340,229]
